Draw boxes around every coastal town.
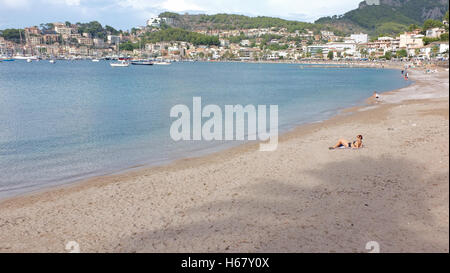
[1,13,449,62]
[0,0,449,256]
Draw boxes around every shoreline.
[0,66,448,252]
[0,65,409,202]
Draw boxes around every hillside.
[159,12,339,34]
[316,0,449,35]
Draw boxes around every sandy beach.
[0,68,448,253]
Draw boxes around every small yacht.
[49,59,56,64]
[92,59,100,62]
[110,60,129,67]
[13,55,28,60]
[27,58,32,63]
[131,60,153,66]
[154,61,171,65]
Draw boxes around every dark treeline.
[159,12,330,34]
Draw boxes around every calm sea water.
[0,60,410,198]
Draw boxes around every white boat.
[110,61,129,67]
[13,55,28,60]
[154,61,171,65]
[92,59,100,62]
[49,59,55,64]
[131,60,153,66]
[27,59,32,63]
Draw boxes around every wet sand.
[0,68,448,253]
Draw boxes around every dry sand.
[0,68,448,253]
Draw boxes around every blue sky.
[0,0,362,30]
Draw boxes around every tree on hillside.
[40,23,54,32]
[77,21,105,38]
[105,25,119,35]
[408,24,420,31]
[423,19,443,30]
[0,29,23,43]
[144,27,220,46]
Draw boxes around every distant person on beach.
[373,92,380,99]
[329,135,363,150]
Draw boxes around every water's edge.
[0,66,412,201]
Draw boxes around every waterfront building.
[350,33,369,44]
[367,36,400,57]
[307,44,329,58]
[399,32,424,49]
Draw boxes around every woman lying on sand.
[329,135,363,150]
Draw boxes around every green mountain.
[158,12,338,34]
[316,0,449,36]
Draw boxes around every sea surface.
[0,60,411,198]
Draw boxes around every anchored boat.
[110,60,130,67]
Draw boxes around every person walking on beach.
[329,135,363,150]
[373,92,380,99]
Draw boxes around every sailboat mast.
[19,29,23,55]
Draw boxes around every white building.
[399,33,424,49]
[421,42,449,59]
[93,38,105,48]
[146,17,174,28]
[350,33,368,44]
[147,17,162,27]
[327,41,357,56]
[426,28,446,38]
[54,24,73,36]
[240,40,251,47]
[366,36,400,57]
[307,45,329,58]
[107,35,120,45]
[220,39,230,47]
[438,42,449,54]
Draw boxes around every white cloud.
[0,0,30,9]
[45,0,81,6]
[115,0,361,22]
[158,0,205,12]
[65,0,81,5]
[0,0,363,30]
